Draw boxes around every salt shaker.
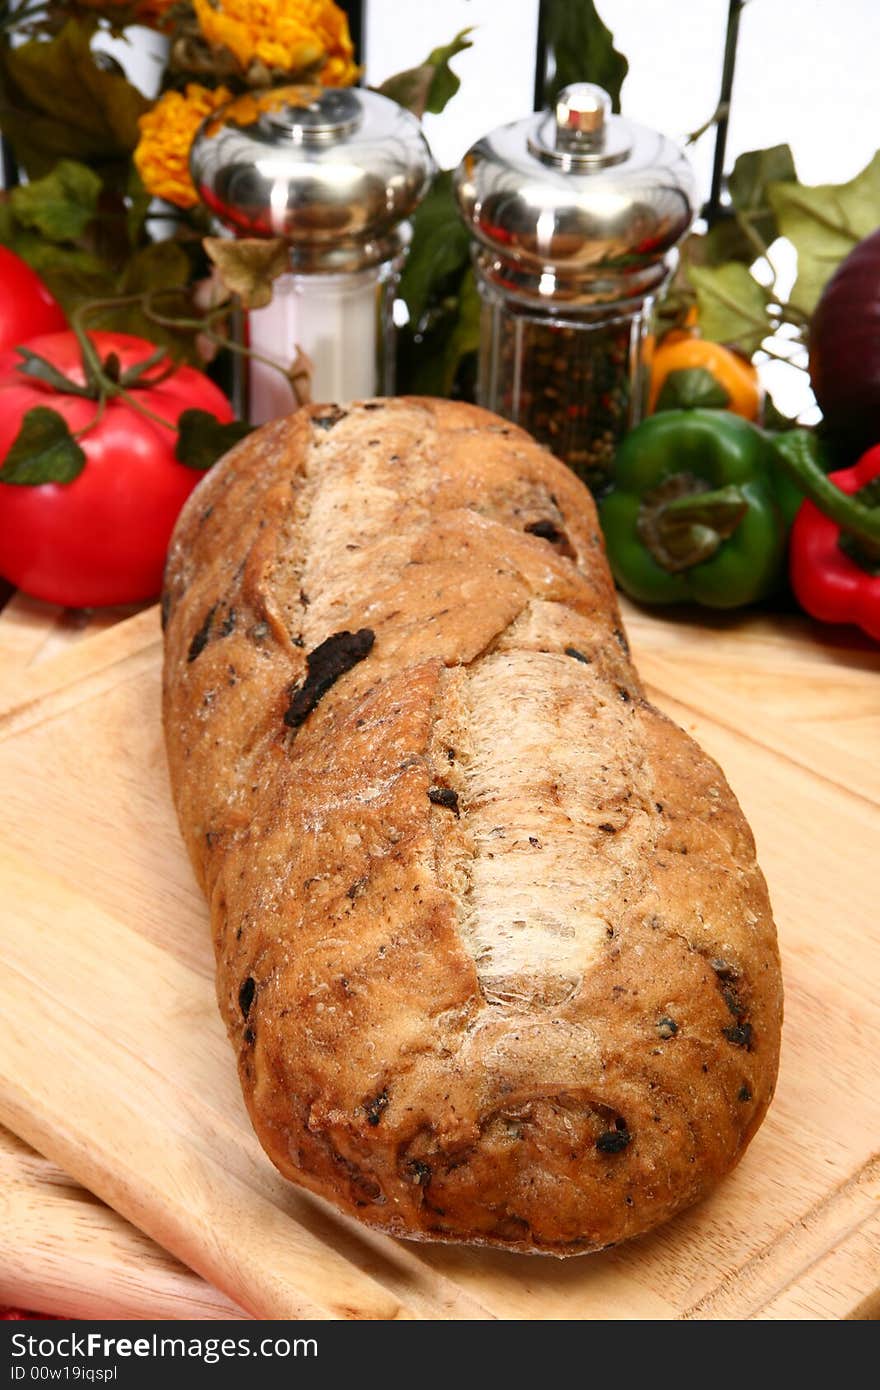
[454,83,696,493]
[191,85,434,422]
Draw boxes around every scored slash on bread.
[162,398,782,1255]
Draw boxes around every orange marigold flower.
[192,0,358,86]
[134,84,232,210]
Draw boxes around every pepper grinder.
[191,86,434,422]
[454,83,696,493]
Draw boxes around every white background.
[365,0,880,417]
[365,0,880,191]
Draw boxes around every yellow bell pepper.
[649,336,762,420]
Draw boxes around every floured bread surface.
[162,398,782,1255]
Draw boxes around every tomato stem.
[68,298,181,438]
[72,395,107,442]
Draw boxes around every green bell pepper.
[599,409,793,609]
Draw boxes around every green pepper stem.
[637,474,749,574]
[659,484,748,528]
[774,433,880,544]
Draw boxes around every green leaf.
[762,392,797,433]
[374,65,435,119]
[655,367,731,412]
[728,144,797,250]
[203,236,288,310]
[119,241,192,297]
[126,167,152,250]
[0,18,149,178]
[86,242,197,360]
[768,151,880,313]
[9,159,102,243]
[175,410,252,471]
[437,266,481,394]
[402,266,481,397]
[0,407,86,485]
[15,347,93,397]
[375,28,473,119]
[397,171,471,325]
[540,0,628,112]
[688,262,771,355]
[425,28,474,115]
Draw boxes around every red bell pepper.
[787,441,880,642]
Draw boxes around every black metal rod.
[339,0,366,78]
[1,134,19,192]
[706,0,746,225]
[533,0,549,110]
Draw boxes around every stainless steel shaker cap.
[454,83,696,305]
[191,85,434,271]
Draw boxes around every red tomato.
[0,330,233,606]
[0,247,67,351]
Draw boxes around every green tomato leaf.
[539,0,628,111]
[654,367,731,412]
[15,347,93,397]
[768,151,880,313]
[175,410,253,472]
[397,171,471,325]
[9,159,102,243]
[0,18,150,178]
[375,28,473,118]
[688,262,771,355]
[728,143,796,249]
[203,236,288,311]
[0,407,86,485]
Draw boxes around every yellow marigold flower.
[134,84,232,210]
[193,0,358,86]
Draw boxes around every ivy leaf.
[0,229,114,308]
[768,151,880,313]
[539,0,628,112]
[375,65,434,119]
[0,407,86,485]
[728,144,796,249]
[175,410,253,472]
[375,28,473,118]
[87,242,197,360]
[397,171,471,325]
[424,29,474,115]
[9,159,102,243]
[688,262,771,355]
[0,18,149,178]
[203,236,289,310]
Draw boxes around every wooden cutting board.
[0,1126,241,1321]
[1,591,878,1320]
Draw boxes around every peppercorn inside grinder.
[454,84,696,493]
[190,86,434,424]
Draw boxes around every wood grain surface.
[0,1127,243,1321]
[1,591,878,1320]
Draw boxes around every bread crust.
[162,398,782,1255]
